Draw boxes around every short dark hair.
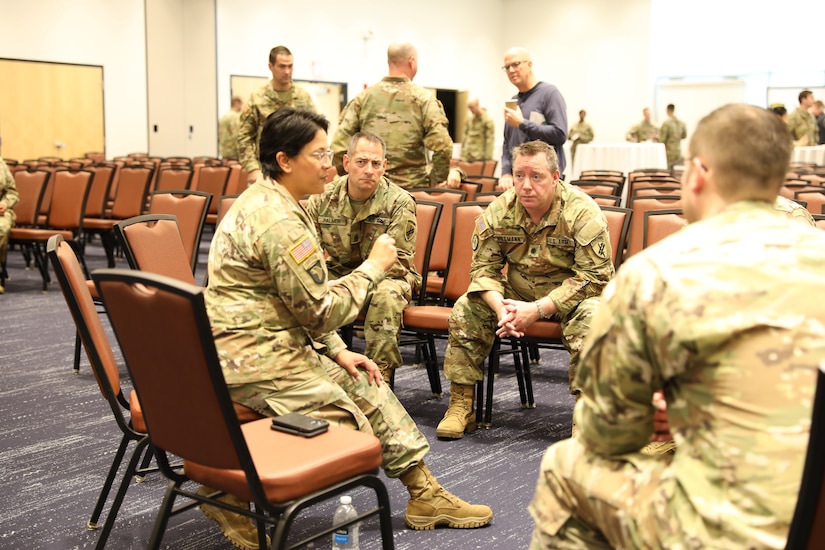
[799,90,813,104]
[347,132,386,158]
[259,107,329,180]
[269,45,293,64]
[771,105,787,117]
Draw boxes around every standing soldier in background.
[659,103,687,169]
[567,109,594,165]
[787,90,817,147]
[0,158,19,294]
[332,42,463,190]
[238,45,316,184]
[218,96,243,160]
[306,132,420,385]
[625,107,658,142]
[461,98,495,162]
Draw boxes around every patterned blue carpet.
[0,236,574,549]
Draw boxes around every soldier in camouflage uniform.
[659,103,687,169]
[774,194,816,226]
[237,45,316,184]
[529,104,825,549]
[461,98,495,162]
[204,108,492,547]
[436,140,614,440]
[787,90,817,147]
[305,132,420,384]
[331,42,460,190]
[218,96,243,160]
[625,107,658,142]
[567,109,594,165]
[0,158,19,294]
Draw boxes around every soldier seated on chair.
[436,140,614,440]
[305,131,421,385]
[0,158,20,294]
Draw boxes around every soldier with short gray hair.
[436,140,613,440]
[529,103,825,549]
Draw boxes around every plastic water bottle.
[331,495,360,550]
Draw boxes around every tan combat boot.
[399,461,493,530]
[436,383,476,439]
[197,486,270,550]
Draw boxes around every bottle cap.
[340,495,352,504]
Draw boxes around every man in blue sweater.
[499,47,568,190]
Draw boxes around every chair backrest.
[409,188,467,272]
[443,202,486,302]
[465,175,499,194]
[599,206,632,270]
[473,191,502,204]
[194,165,231,215]
[225,164,247,196]
[589,193,621,207]
[92,269,252,473]
[632,185,681,198]
[46,235,126,415]
[570,180,621,197]
[456,160,484,176]
[412,200,442,304]
[459,181,482,201]
[782,183,821,200]
[626,195,682,258]
[154,166,194,192]
[113,214,197,285]
[110,166,154,219]
[12,169,50,226]
[786,368,825,549]
[481,159,497,177]
[84,163,116,218]
[814,214,825,231]
[642,209,685,249]
[795,190,825,216]
[46,169,93,230]
[148,190,212,272]
[215,194,240,229]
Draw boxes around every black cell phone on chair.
[270,412,329,437]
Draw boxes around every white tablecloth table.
[571,143,668,181]
[792,145,825,166]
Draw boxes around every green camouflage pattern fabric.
[237,84,316,173]
[567,121,594,163]
[659,115,687,167]
[787,107,817,146]
[331,76,453,189]
[205,176,429,477]
[218,109,242,159]
[530,201,825,549]
[443,183,614,392]
[0,158,19,266]
[305,174,421,373]
[461,109,495,161]
[625,119,657,142]
[773,195,816,226]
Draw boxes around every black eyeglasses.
[501,60,525,72]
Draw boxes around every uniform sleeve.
[517,88,568,147]
[0,160,18,210]
[547,208,615,315]
[384,193,420,287]
[238,99,261,173]
[579,124,594,144]
[422,99,453,185]
[573,259,667,455]
[659,122,671,143]
[626,123,639,141]
[332,98,361,175]
[467,210,507,295]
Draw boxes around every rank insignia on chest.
[306,259,325,284]
[289,235,316,264]
[528,244,540,257]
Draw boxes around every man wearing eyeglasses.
[529,103,825,549]
[499,47,568,191]
[238,45,316,184]
[306,132,420,385]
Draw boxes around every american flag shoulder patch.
[289,235,316,265]
[475,215,488,234]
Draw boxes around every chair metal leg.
[423,336,442,397]
[88,433,131,530]
[73,330,82,374]
[147,480,179,550]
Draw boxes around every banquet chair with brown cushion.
[148,190,212,273]
[114,214,197,285]
[642,209,685,249]
[626,195,682,259]
[570,179,621,197]
[46,234,153,548]
[192,165,231,226]
[2,168,50,284]
[215,194,240,229]
[795,189,825,216]
[154,166,194,192]
[92,269,393,550]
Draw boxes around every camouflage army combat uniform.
[659,115,687,168]
[461,109,495,162]
[530,201,825,549]
[625,119,657,142]
[567,121,594,164]
[773,195,816,226]
[0,158,19,283]
[305,174,421,380]
[204,176,428,477]
[787,107,817,146]
[237,85,316,174]
[331,76,453,189]
[218,109,242,159]
[443,182,614,394]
